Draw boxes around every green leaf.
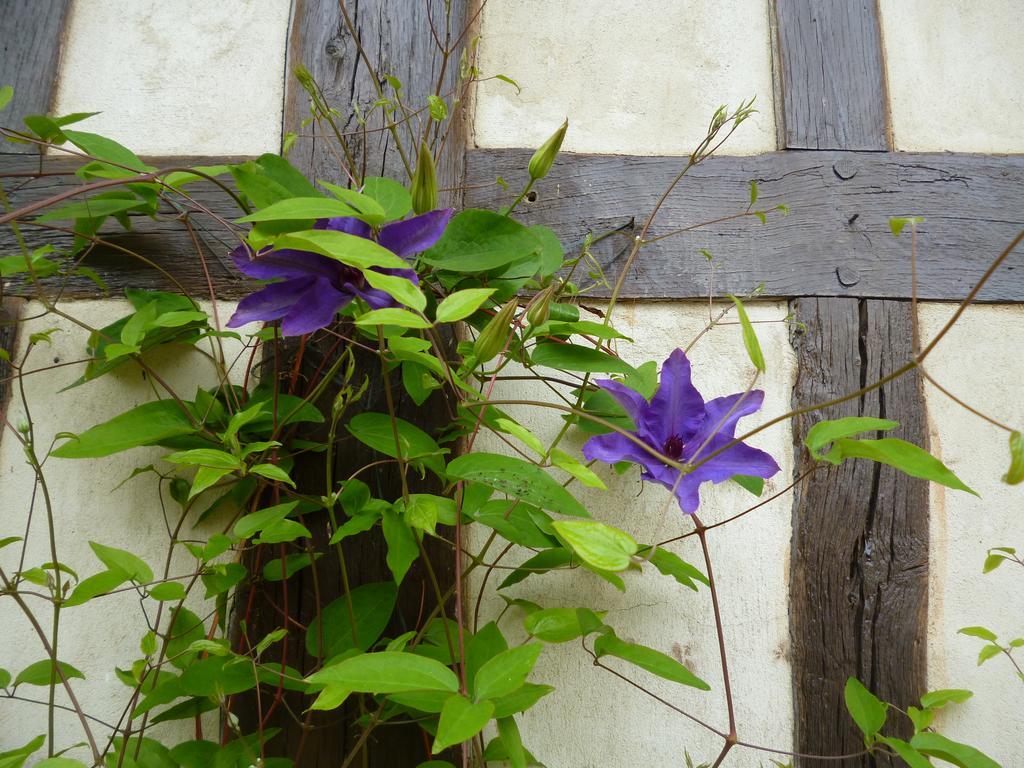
[166,448,240,470]
[318,181,387,223]
[362,177,411,221]
[524,607,606,643]
[149,582,187,601]
[497,548,573,589]
[348,412,447,477]
[731,474,764,496]
[490,683,554,718]
[420,209,540,272]
[275,229,408,270]
[51,400,197,458]
[382,507,419,585]
[1003,430,1024,484]
[433,695,494,753]
[256,518,311,544]
[234,501,300,539]
[890,216,925,237]
[237,197,357,223]
[35,195,149,222]
[306,582,398,659]
[920,688,973,709]
[306,651,459,693]
[910,732,999,768]
[0,85,12,111]
[35,758,89,767]
[427,95,449,121]
[878,737,933,768]
[188,466,234,498]
[90,541,153,582]
[531,342,635,374]
[728,295,764,372]
[447,453,587,517]
[823,438,976,495]
[230,153,321,208]
[63,129,154,173]
[249,463,296,487]
[63,569,128,607]
[976,644,1002,665]
[0,668,10,688]
[264,552,319,581]
[642,547,708,590]
[593,631,710,690]
[473,643,542,701]
[843,678,887,740]
[553,520,638,571]
[436,288,496,323]
[550,449,606,489]
[496,716,527,768]
[804,417,900,460]
[14,660,85,687]
[363,269,427,311]
[355,308,432,328]
[0,735,45,768]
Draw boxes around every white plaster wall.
[919,303,1024,764]
[53,0,291,157]
[473,0,777,156]
[0,301,258,759]
[879,0,1024,153]
[471,302,796,767]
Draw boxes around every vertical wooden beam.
[773,0,889,150]
[236,2,473,765]
[0,0,70,153]
[780,2,928,765]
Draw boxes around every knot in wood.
[832,158,858,180]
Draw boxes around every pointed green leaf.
[433,695,494,753]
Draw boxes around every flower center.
[662,434,685,460]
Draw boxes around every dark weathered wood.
[773,0,889,150]
[465,148,1024,301]
[0,0,70,154]
[789,298,928,766]
[0,155,251,297]
[236,2,473,765]
[0,297,24,447]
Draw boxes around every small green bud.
[526,283,556,328]
[411,142,438,214]
[528,119,568,181]
[473,298,519,364]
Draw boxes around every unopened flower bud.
[473,298,519,364]
[528,120,568,181]
[526,284,555,328]
[411,142,438,214]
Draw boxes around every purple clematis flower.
[582,349,779,514]
[227,209,452,336]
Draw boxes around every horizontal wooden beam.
[0,155,250,298]
[465,148,1024,302]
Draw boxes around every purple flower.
[227,209,452,336]
[582,349,779,513]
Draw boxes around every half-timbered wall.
[1,0,1022,765]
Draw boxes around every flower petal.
[685,434,780,485]
[378,209,453,257]
[594,378,647,425]
[279,278,352,336]
[641,349,704,444]
[231,244,340,281]
[316,216,373,238]
[226,277,316,327]
[691,389,765,447]
[582,431,656,468]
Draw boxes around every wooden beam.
[773,0,890,150]
[789,298,928,762]
[234,1,473,764]
[465,148,1024,301]
[0,0,70,155]
[0,155,250,298]
[776,2,929,765]
[0,298,24,448]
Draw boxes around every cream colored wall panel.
[473,0,777,156]
[53,0,290,156]
[919,303,1024,764]
[0,300,256,756]
[879,0,1024,153]
[470,301,796,766]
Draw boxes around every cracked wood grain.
[0,298,24,449]
[0,0,70,155]
[773,0,890,150]
[789,298,928,767]
[465,148,1024,301]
